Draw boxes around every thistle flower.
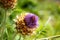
[0,0,17,9]
[14,13,39,35]
[24,13,38,28]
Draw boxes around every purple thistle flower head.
[24,13,39,28]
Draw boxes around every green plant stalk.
[19,34,22,40]
[0,10,8,40]
[36,35,60,40]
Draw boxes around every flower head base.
[14,13,39,35]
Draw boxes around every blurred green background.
[0,0,60,40]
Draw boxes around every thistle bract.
[15,13,39,35]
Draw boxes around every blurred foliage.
[0,0,60,40]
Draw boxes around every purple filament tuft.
[24,13,39,28]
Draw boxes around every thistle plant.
[0,0,17,40]
[0,0,60,40]
[14,13,39,35]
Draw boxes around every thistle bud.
[0,0,17,9]
[14,13,39,35]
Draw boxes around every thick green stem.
[0,10,8,40]
[19,34,21,40]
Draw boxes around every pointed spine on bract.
[14,13,39,35]
[0,0,17,9]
